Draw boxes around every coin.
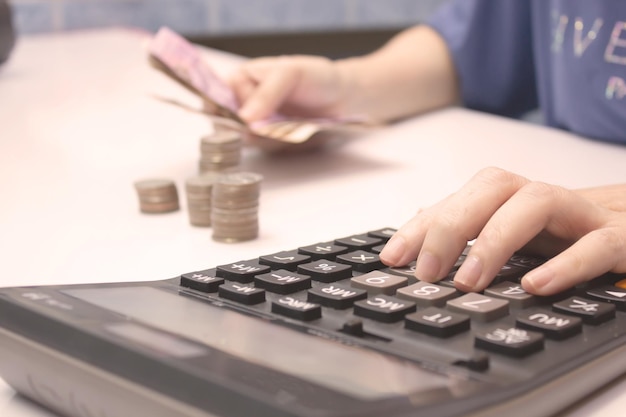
[198,128,243,173]
[134,179,179,214]
[211,171,262,243]
[185,175,218,227]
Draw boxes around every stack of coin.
[211,171,263,243]
[184,173,220,227]
[199,129,243,173]
[134,179,179,214]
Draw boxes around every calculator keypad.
[179,228,626,370]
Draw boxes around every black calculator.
[1,227,626,417]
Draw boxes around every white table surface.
[1,28,625,417]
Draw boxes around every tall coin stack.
[211,172,263,243]
[134,179,179,214]
[199,128,243,174]
[184,174,220,227]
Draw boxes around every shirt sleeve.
[427,0,538,118]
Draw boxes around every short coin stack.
[184,174,219,227]
[134,179,179,214]
[211,172,263,243]
[199,129,243,174]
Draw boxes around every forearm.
[576,183,626,212]
[334,25,460,123]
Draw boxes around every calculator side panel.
[464,344,626,417]
[0,326,215,417]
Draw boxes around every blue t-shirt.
[428,0,626,144]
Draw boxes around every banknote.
[148,27,370,145]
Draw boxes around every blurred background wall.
[9,0,445,56]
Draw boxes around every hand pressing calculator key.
[1,227,626,417]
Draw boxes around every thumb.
[238,61,300,122]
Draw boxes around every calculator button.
[367,228,397,241]
[615,278,626,290]
[386,261,418,280]
[434,258,466,288]
[254,270,312,294]
[218,282,265,305]
[335,234,382,251]
[447,293,509,322]
[508,254,545,269]
[516,309,582,340]
[484,281,537,309]
[353,295,416,323]
[350,271,407,295]
[297,260,352,283]
[370,244,385,254]
[336,250,384,273]
[307,283,367,309]
[494,264,528,283]
[272,297,321,321]
[405,307,470,337]
[552,296,616,324]
[216,260,271,283]
[437,272,458,288]
[180,269,224,293]
[297,242,349,260]
[475,326,544,357]
[586,286,626,311]
[259,250,311,271]
[396,282,457,307]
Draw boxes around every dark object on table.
[0,0,15,65]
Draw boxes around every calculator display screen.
[65,287,467,401]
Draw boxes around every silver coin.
[211,206,259,215]
[137,192,179,201]
[215,172,263,186]
[200,142,242,151]
[134,179,176,191]
[211,215,259,225]
[199,161,241,169]
[188,215,212,227]
[186,195,213,203]
[185,175,216,191]
[139,200,180,214]
[212,227,259,241]
[200,129,243,145]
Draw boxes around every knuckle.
[478,223,505,248]
[518,182,568,216]
[432,208,463,233]
[593,228,624,255]
[563,249,586,273]
[520,181,560,200]
[474,166,517,185]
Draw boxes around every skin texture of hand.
[228,25,459,124]
[379,167,626,296]
[228,55,348,123]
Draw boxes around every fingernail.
[454,255,482,289]
[415,251,441,281]
[379,235,406,266]
[522,266,554,293]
